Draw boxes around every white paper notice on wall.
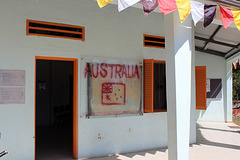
[0,88,25,104]
[0,70,25,86]
[0,69,25,104]
[206,78,210,92]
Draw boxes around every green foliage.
[233,64,240,100]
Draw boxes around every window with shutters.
[144,59,167,113]
[195,66,207,110]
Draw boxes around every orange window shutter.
[144,59,154,113]
[195,66,207,110]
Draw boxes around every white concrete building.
[0,0,238,160]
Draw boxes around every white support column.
[226,61,232,122]
[190,22,196,144]
[165,11,192,160]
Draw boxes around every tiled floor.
[83,122,240,160]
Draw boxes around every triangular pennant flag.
[219,6,234,29]
[190,1,204,26]
[204,5,217,29]
[176,0,191,23]
[231,10,240,30]
[233,62,238,69]
[118,0,140,12]
[97,0,113,8]
[142,0,158,16]
[158,0,177,15]
[233,63,236,69]
[233,59,239,69]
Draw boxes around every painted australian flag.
[101,82,126,105]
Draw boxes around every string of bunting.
[97,0,240,30]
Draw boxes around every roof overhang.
[188,1,240,60]
[195,21,240,59]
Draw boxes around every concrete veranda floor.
[82,122,240,160]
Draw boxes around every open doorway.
[35,57,78,160]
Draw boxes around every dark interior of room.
[154,62,167,111]
[36,60,73,160]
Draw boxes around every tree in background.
[233,64,240,101]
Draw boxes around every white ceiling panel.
[195,22,219,39]
[207,43,232,53]
[195,39,205,48]
[214,27,240,45]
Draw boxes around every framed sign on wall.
[83,59,143,117]
[206,78,222,99]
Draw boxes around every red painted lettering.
[122,65,128,78]
[115,64,122,79]
[84,63,92,78]
[92,63,99,78]
[132,65,134,78]
[127,65,132,78]
[100,63,108,78]
[134,65,139,79]
[84,63,140,79]
[108,64,116,79]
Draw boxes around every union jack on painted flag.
[101,82,126,105]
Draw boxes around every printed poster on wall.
[0,69,25,104]
[206,78,222,99]
[84,60,142,116]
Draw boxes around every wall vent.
[27,19,85,41]
[143,34,165,49]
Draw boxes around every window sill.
[154,109,167,112]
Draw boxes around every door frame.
[35,56,78,159]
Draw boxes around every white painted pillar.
[164,11,192,160]
[190,22,196,144]
[226,61,232,122]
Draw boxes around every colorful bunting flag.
[232,10,240,30]
[190,1,204,26]
[97,0,113,8]
[96,0,240,32]
[176,0,191,23]
[142,0,158,16]
[233,63,237,69]
[219,6,234,29]
[118,0,140,12]
[204,5,217,29]
[158,0,177,15]
[233,59,239,69]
